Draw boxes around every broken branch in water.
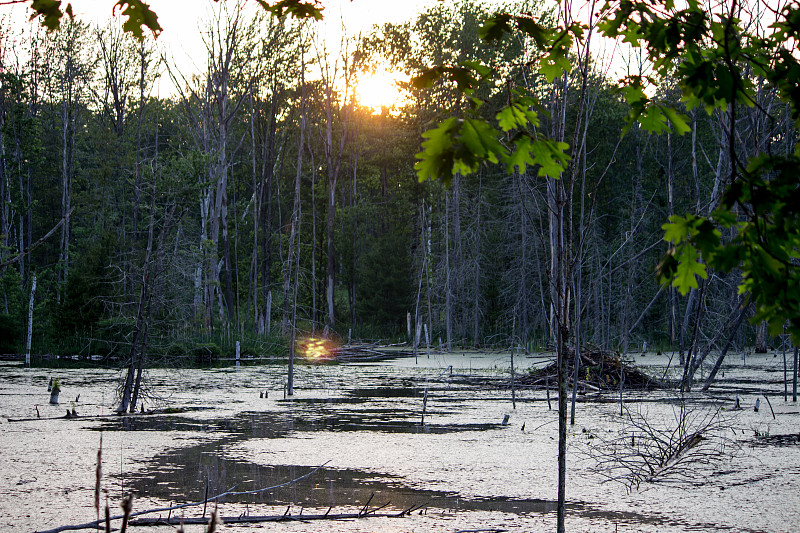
[132,496,418,527]
[31,461,331,533]
[130,505,412,527]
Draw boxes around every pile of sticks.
[516,348,663,391]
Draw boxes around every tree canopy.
[413,0,800,342]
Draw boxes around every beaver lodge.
[516,347,664,391]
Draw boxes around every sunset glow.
[355,68,407,111]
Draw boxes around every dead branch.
[582,401,737,490]
[0,208,74,269]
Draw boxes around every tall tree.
[313,30,358,328]
[41,19,94,301]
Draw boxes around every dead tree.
[586,402,735,490]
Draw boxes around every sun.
[355,67,407,112]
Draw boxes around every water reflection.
[97,409,502,436]
[127,446,565,515]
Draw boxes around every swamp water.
[1,351,799,532]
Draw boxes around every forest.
[0,0,797,369]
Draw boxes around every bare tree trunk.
[283,71,305,340]
[668,132,676,345]
[517,174,529,342]
[220,173,236,322]
[453,175,463,342]
[445,191,452,352]
[119,111,164,413]
[58,78,76,303]
[15,130,26,287]
[350,153,358,328]
[310,146,318,327]
[0,123,7,274]
[793,346,798,402]
[286,41,306,393]
[755,322,768,353]
[472,176,482,346]
[117,268,150,413]
[26,272,36,368]
[326,182,336,327]
[259,88,279,334]
[249,95,261,331]
[701,303,750,391]
[571,111,591,425]
[678,288,697,366]
[683,296,747,389]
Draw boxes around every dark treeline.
[0,0,796,365]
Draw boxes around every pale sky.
[3,0,630,106]
[4,0,445,99]
[27,0,444,53]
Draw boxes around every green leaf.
[536,139,570,178]
[415,118,503,184]
[673,243,708,294]
[662,215,692,244]
[660,106,691,135]
[479,13,513,42]
[638,105,671,133]
[415,118,458,185]
[539,49,571,83]
[514,15,552,49]
[411,68,441,89]
[497,106,522,132]
[114,0,162,39]
[506,137,570,177]
[255,0,324,20]
[461,60,491,78]
[656,249,679,287]
[505,135,537,174]
[410,64,484,94]
[496,101,539,132]
[29,0,70,31]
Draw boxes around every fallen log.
[334,345,416,362]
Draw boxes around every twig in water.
[359,492,375,516]
[763,393,776,420]
[120,496,133,533]
[361,501,391,517]
[205,507,219,533]
[202,481,209,519]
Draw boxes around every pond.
[0,350,798,532]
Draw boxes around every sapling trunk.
[511,346,516,409]
[793,346,798,402]
[26,272,36,368]
[420,387,428,426]
[784,337,788,401]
